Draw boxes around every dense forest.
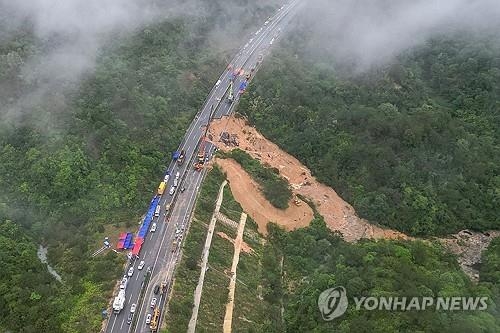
[0,1,280,331]
[239,20,500,236]
[262,219,500,333]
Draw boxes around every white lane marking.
[109,314,117,332]
[132,193,179,332]
[123,6,299,333]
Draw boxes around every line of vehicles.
[106,2,295,331]
[110,148,190,330]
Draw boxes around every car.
[138,261,145,270]
[130,303,137,313]
[163,174,170,183]
[154,285,160,294]
[180,187,186,193]
[165,203,171,212]
[120,277,128,290]
[169,186,175,195]
[150,223,157,232]
[150,298,157,308]
[127,267,134,277]
[145,313,152,325]
[127,313,133,324]
[173,178,178,187]
[176,171,180,179]
[154,205,161,217]
[215,79,221,87]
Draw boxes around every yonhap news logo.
[318,286,489,321]
[318,286,349,320]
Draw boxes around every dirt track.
[217,158,314,235]
[210,115,409,242]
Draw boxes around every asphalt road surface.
[104,2,301,332]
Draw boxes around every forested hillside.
[263,220,500,333]
[239,21,500,236]
[0,1,279,331]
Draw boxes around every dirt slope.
[217,158,314,235]
[209,115,409,242]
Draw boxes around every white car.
[130,303,137,313]
[150,223,157,232]
[215,79,221,87]
[127,267,134,277]
[138,261,145,270]
[145,313,152,324]
[176,171,180,179]
[165,203,171,212]
[150,298,157,308]
[164,174,170,183]
[173,178,178,187]
[169,186,175,195]
[120,277,128,289]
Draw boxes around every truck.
[177,150,186,165]
[194,138,207,171]
[150,307,160,332]
[160,282,167,294]
[157,181,166,195]
[228,81,234,103]
[113,290,126,314]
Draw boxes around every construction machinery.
[149,306,160,332]
[293,195,302,206]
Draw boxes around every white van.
[173,178,178,187]
[154,205,161,217]
[169,186,175,195]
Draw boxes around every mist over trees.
[0,0,280,331]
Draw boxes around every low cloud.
[299,0,500,71]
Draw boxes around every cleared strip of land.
[223,212,247,333]
[187,180,226,333]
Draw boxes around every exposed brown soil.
[205,115,499,282]
[209,115,409,242]
[216,158,314,235]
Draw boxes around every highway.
[104,1,301,332]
